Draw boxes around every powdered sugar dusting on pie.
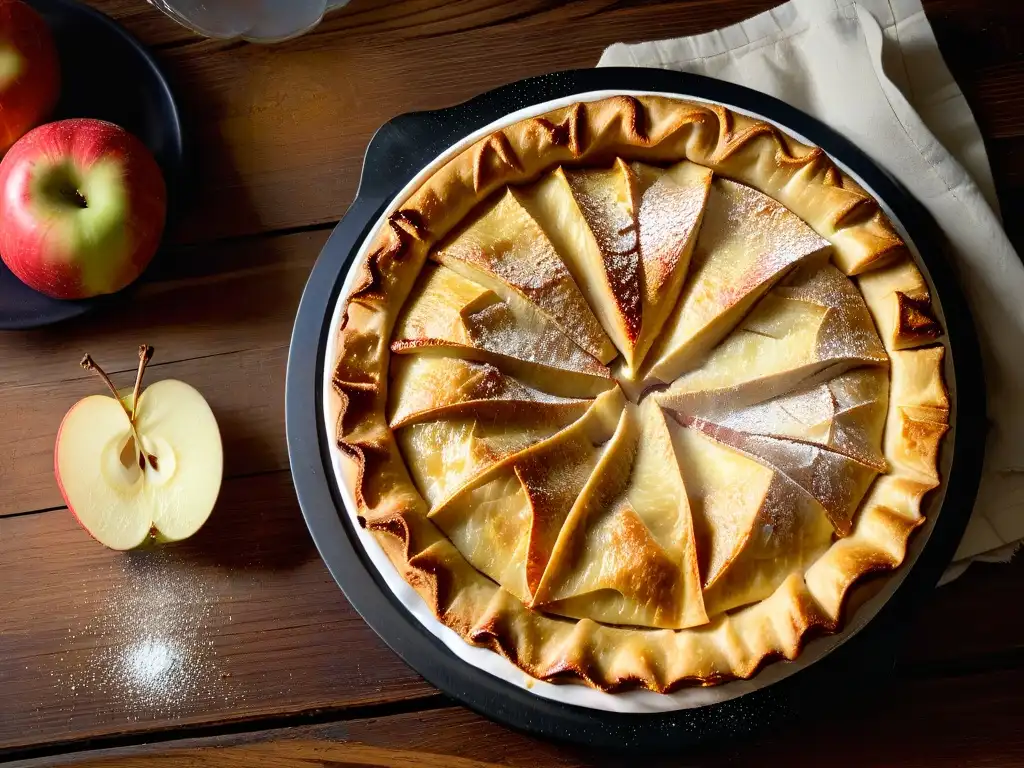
[333,97,947,697]
[637,171,706,304]
[564,163,643,345]
[391,164,891,630]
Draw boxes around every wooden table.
[2,1,1022,765]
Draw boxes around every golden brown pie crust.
[329,95,948,691]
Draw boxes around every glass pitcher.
[148,0,351,43]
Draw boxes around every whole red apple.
[0,119,167,299]
[0,0,60,153]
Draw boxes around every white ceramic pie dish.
[319,88,958,714]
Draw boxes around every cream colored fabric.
[599,0,1024,579]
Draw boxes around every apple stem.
[80,354,132,420]
[131,345,155,422]
[81,351,158,471]
[62,187,88,209]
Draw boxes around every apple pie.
[329,96,948,691]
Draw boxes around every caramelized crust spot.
[473,133,524,193]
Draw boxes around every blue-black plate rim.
[0,0,186,330]
[285,67,986,752]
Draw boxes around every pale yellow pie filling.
[331,96,948,690]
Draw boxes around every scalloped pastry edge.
[329,95,949,691]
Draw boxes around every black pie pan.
[0,0,186,330]
[286,68,986,751]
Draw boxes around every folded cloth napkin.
[598,0,1024,583]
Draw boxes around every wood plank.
[0,471,435,753]
[125,0,783,243]
[76,0,1023,244]
[0,472,1020,754]
[906,556,1024,666]
[0,230,329,516]
[987,137,1024,190]
[0,345,290,516]
[13,667,1024,767]
[0,229,325,390]
[928,0,1024,92]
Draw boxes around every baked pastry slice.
[532,398,707,629]
[630,161,713,375]
[429,387,626,602]
[806,347,948,620]
[435,188,616,363]
[396,408,587,511]
[660,261,887,413]
[670,420,835,616]
[677,414,879,536]
[331,95,949,692]
[391,263,612,397]
[388,355,589,428]
[644,178,832,384]
[515,161,644,366]
[684,368,889,472]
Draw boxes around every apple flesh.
[0,0,60,154]
[0,118,167,299]
[55,379,223,550]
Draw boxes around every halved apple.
[55,348,223,550]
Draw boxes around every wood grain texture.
[1,495,1020,753]
[1,0,1023,763]
[0,230,325,514]
[12,667,1024,768]
[905,556,1024,666]
[73,0,1024,250]
[0,471,434,753]
[0,229,324,390]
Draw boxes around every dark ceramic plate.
[286,69,986,751]
[0,0,185,330]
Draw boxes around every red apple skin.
[53,398,98,544]
[0,0,60,153]
[0,119,167,299]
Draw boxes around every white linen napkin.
[598,0,1024,582]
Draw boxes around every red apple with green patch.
[0,0,60,154]
[0,118,167,299]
